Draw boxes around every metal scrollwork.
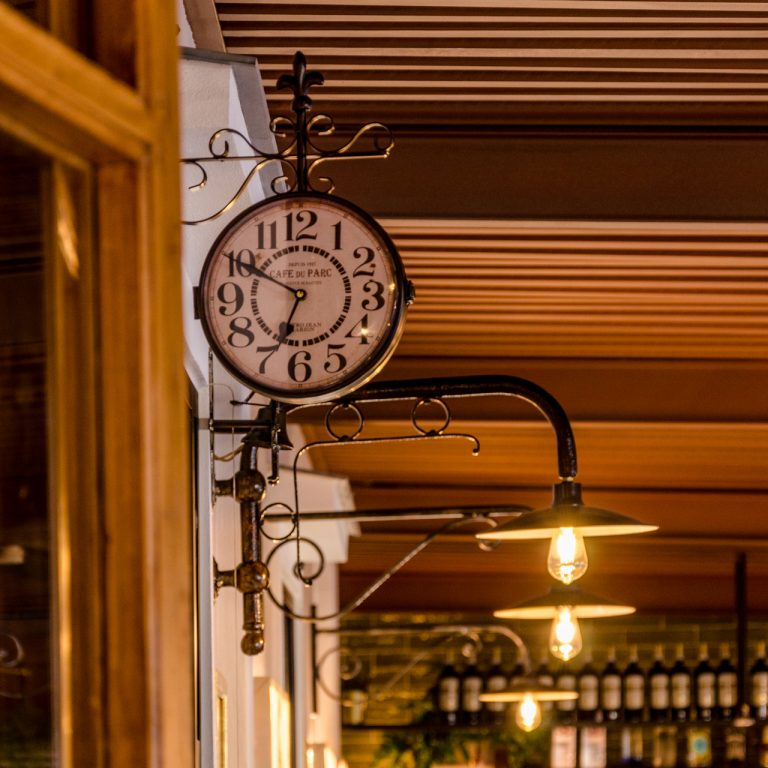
[181,51,394,224]
[0,632,23,668]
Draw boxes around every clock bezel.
[198,191,410,404]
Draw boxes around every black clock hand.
[245,261,296,294]
[277,288,307,342]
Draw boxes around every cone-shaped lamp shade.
[480,676,579,703]
[476,481,657,541]
[493,584,636,620]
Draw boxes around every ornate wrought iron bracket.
[181,51,394,224]
[209,374,579,655]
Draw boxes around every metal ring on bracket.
[324,402,364,441]
[475,516,501,552]
[265,535,326,585]
[259,502,298,542]
[411,397,451,436]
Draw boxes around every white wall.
[178,12,355,767]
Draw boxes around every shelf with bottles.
[548,720,768,768]
[339,616,768,768]
[545,640,768,767]
[557,640,768,729]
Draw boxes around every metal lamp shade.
[493,584,636,620]
[480,676,579,703]
[476,481,658,541]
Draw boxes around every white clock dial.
[198,193,409,403]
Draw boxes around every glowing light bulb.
[515,693,542,732]
[547,527,588,585]
[549,606,583,661]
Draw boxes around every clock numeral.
[285,210,318,242]
[217,282,244,315]
[332,221,342,250]
[256,221,277,250]
[324,344,347,374]
[256,344,280,374]
[345,314,370,345]
[362,280,385,311]
[228,317,255,347]
[224,249,257,278]
[352,247,375,277]
[288,350,312,382]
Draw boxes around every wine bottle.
[649,644,671,723]
[751,641,768,721]
[509,657,525,686]
[694,643,716,723]
[600,646,622,723]
[686,726,713,767]
[483,646,507,725]
[461,648,483,725]
[436,649,460,725]
[621,725,644,766]
[556,664,578,725]
[716,642,737,721]
[535,650,555,712]
[579,725,608,768]
[623,645,645,724]
[341,671,369,726]
[671,643,692,723]
[578,650,600,723]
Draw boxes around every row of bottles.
[435,647,509,725]
[563,642,768,725]
[431,641,768,728]
[550,722,768,767]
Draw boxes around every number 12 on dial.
[197,193,412,404]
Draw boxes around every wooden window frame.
[0,4,192,767]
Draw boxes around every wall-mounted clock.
[198,192,412,404]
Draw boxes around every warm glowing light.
[515,694,542,732]
[549,606,583,661]
[547,527,588,585]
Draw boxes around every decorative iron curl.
[259,501,299,542]
[0,633,23,668]
[180,51,395,223]
[265,536,326,595]
[304,115,394,194]
[181,126,287,224]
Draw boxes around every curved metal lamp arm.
[288,374,578,480]
[314,624,530,707]
[264,514,498,623]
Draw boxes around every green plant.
[373,721,547,768]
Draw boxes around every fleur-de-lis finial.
[277,51,325,114]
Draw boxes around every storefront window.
[0,132,52,764]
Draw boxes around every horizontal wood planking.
[217,1,768,121]
[380,219,768,359]
[300,420,768,491]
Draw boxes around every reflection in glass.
[0,132,52,764]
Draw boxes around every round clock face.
[198,193,409,404]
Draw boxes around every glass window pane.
[1,1,136,86]
[0,132,52,765]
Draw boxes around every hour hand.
[277,320,295,341]
[277,289,307,342]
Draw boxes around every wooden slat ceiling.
[210,1,768,616]
[217,0,768,124]
[384,219,768,359]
